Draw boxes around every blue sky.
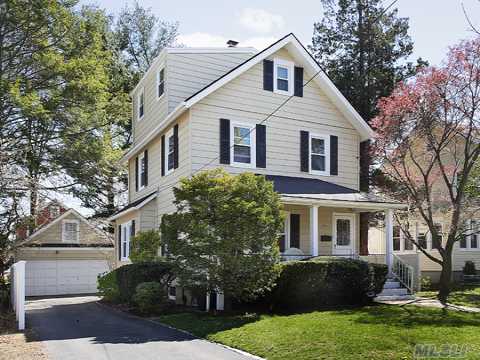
[82,0,480,65]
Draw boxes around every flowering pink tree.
[373,38,480,303]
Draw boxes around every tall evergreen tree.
[310,0,425,253]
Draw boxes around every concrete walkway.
[375,297,480,313]
[26,296,254,360]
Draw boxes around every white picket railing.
[392,254,414,294]
[10,261,26,330]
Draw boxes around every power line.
[152,68,323,196]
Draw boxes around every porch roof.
[265,175,406,210]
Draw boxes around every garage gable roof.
[19,209,112,246]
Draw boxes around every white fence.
[10,261,25,330]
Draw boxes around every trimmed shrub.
[463,261,477,275]
[97,262,174,304]
[97,270,120,303]
[133,282,167,313]
[238,259,386,313]
[369,263,388,295]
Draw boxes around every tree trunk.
[438,254,452,305]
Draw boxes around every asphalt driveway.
[26,296,254,360]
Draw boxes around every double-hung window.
[62,220,79,242]
[460,220,479,250]
[138,152,146,190]
[273,58,294,95]
[157,68,165,98]
[432,223,444,250]
[231,123,255,167]
[121,221,133,261]
[165,128,175,174]
[393,226,401,251]
[310,134,329,175]
[138,88,145,120]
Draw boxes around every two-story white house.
[109,34,407,299]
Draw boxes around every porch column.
[385,208,394,273]
[310,205,319,257]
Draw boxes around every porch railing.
[392,253,414,294]
[280,253,360,262]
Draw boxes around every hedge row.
[98,262,174,304]
[247,259,387,312]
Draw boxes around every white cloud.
[239,8,285,33]
[177,32,276,51]
[242,36,277,50]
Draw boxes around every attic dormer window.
[157,68,165,98]
[138,88,144,120]
[274,58,294,96]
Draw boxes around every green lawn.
[156,305,480,360]
[419,285,480,308]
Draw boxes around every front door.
[332,214,355,256]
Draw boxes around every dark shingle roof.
[264,175,358,195]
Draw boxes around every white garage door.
[25,260,109,296]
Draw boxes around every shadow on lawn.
[337,304,480,328]
[156,312,261,338]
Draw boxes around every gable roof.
[121,33,374,163]
[19,208,112,246]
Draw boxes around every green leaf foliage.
[130,230,162,263]
[133,282,168,313]
[259,259,387,312]
[161,169,283,302]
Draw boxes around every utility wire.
[152,68,323,196]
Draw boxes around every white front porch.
[279,195,404,274]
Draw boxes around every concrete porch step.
[375,294,415,302]
[383,280,401,289]
[377,287,409,297]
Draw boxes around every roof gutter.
[108,193,158,221]
[281,195,407,210]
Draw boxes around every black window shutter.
[330,135,338,175]
[144,149,148,186]
[256,124,266,168]
[219,118,230,164]
[278,234,285,253]
[294,67,304,97]
[300,131,309,172]
[290,214,300,248]
[135,157,139,191]
[173,124,179,169]
[131,220,135,237]
[118,225,122,261]
[161,135,165,176]
[263,60,274,91]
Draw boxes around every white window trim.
[62,220,80,243]
[138,151,145,191]
[309,133,330,176]
[460,219,480,251]
[157,68,165,100]
[273,58,294,96]
[164,128,175,175]
[138,88,145,121]
[230,122,256,168]
[279,211,291,253]
[415,222,430,251]
[120,221,133,261]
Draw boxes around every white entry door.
[25,260,109,296]
[332,214,355,256]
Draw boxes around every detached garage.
[15,204,114,297]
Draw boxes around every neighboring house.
[369,217,480,284]
[109,33,407,305]
[15,201,114,296]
